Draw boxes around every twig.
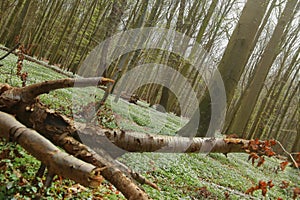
[0,43,20,60]
[276,140,299,169]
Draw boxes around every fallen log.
[0,80,152,200]
[78,125,248,154]
[0,79,251,156]
[0,78,280,199]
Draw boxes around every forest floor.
[0,49,299,199]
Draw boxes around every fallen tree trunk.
[0,80,152,200]
[81,126,248,154]
[0,111,102,188]
[0,78,278,199]
[0,79,251,155]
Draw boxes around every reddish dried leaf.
[265,148,276,157]
[224,191,230,199]
[197,186,211,198]
[280,181,289,189]
[248,152,259,160]
[258,180,267,188]
[264,140,270,147]
[257,156,265,167]
[268,180,274,189]
[280,161,289,171]
[293,187,300,199]
[248,152,259,165]
[269,139,276,146]
[258,180,268,197]
[249,140,259,151]
[245,186,256,195]
[261,187,267,196]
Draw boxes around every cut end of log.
[101,78,115,85]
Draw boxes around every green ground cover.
[0,50,299,199]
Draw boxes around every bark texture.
[0,111,102,188]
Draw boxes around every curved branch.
[0,43,20,60]
[0,78,114,106]
[21,77,114,101]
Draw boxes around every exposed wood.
[0,111,102,188]
[1,79,250,155]
[0,80,152,200]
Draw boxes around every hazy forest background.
[1,0,298,151]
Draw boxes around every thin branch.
[276,140,299,169]
[0,42,20,60]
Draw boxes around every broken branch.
[0,111,102,188]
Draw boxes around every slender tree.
[5,0,31,47]
[178,0,269,137]
[227,0,299,137]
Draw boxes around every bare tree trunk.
[5,0,31,47]
[179,0,269,137]
[0,0,24,41]
[0,80,152,200]
[224,0,277,133]
[49,0,80,65]
[227,0,298,137]
[66,0,98,70]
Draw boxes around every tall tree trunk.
[224,0,277,132]
[291,124,300,152]
[66,0,98,70]
[5,0,31,47]
[0,0,24,41]
[271,76,299,139]
[227,0,298,137]
[49,0,80,65]
[178,0,269,137]
[192,0,218,53]
[34,0,63,59]
[96,0,127,77]
[249,32,299,139]
[159,0,186,112]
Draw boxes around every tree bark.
[49,0,80,65]
[179,0,269,137]
[5,0,31,47]
[1,78,262,155]
[0,79,152,200]
[227,0,298,136]
[0,111,102,188]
